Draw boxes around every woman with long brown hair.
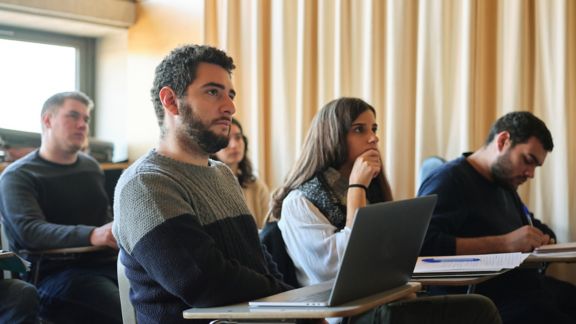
[271,97,392,285]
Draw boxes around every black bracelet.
[348,184,368,191]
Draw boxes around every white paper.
[414,252,528,273]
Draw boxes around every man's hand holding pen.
[523,205,556,245]
[502,226,552,253]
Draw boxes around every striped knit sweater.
[112,150,288,324]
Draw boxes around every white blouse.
[278,190,351,287]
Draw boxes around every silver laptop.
[249,195,437,307]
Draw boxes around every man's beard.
[177,102,230,154]
[491,150,527,189]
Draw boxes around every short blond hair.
[41,91,94,119]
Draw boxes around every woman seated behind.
[213,118,270,228]
[270,97,501,324]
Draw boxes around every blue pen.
[422,258,480,263]
[522,205,534,227]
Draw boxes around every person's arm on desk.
[455,226,552,254]
[0,170,103,250]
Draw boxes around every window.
[0,25,95,133]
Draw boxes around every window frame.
[0,24,96,130]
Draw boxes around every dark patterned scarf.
[297,172,347,231]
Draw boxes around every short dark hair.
[150,44,235,134]
[485,111,553,151]
[41,91,94,117]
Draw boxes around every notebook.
[249,195,437,307]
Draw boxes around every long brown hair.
[270,97,393,220]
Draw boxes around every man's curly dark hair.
[150,44,235,136]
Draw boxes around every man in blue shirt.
[418,111,576,324]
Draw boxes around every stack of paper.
[412,252,529,278]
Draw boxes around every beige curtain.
[205,0,576,242]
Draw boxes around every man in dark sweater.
[0,91,121,323]
[418,111,576,324]
[112,45,290,324]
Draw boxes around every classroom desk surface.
[524,252,576,264]
[1,161,129,172]
[100,162,130,170]
[24,245,110,255]
[412,269,508,295]
[182,281,421,320]
[411,272,505,287]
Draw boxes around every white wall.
[124,0,206,160]
[95,33,129,162]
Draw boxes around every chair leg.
[32,258,42,285]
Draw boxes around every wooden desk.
[412,270,507,294]
[25,245,109,255]
[524,252,576,264]
[521,252,576,282]
[528,253,576,286]
[183,282,421,320]
[100,162,130,171]
[412,272,504,287]
[18,245,115,284]
[1,162,129,173]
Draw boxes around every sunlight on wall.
[125,0,205,160]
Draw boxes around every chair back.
[259,221,300,288]
[0,211,10,251]
[0,211,14,279]
[117,257,137,324]
[418,156,446,187]
[0,221,13,279]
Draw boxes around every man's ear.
[159,87,179,116]
[495,131,511,152]
[41,112,52,130]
